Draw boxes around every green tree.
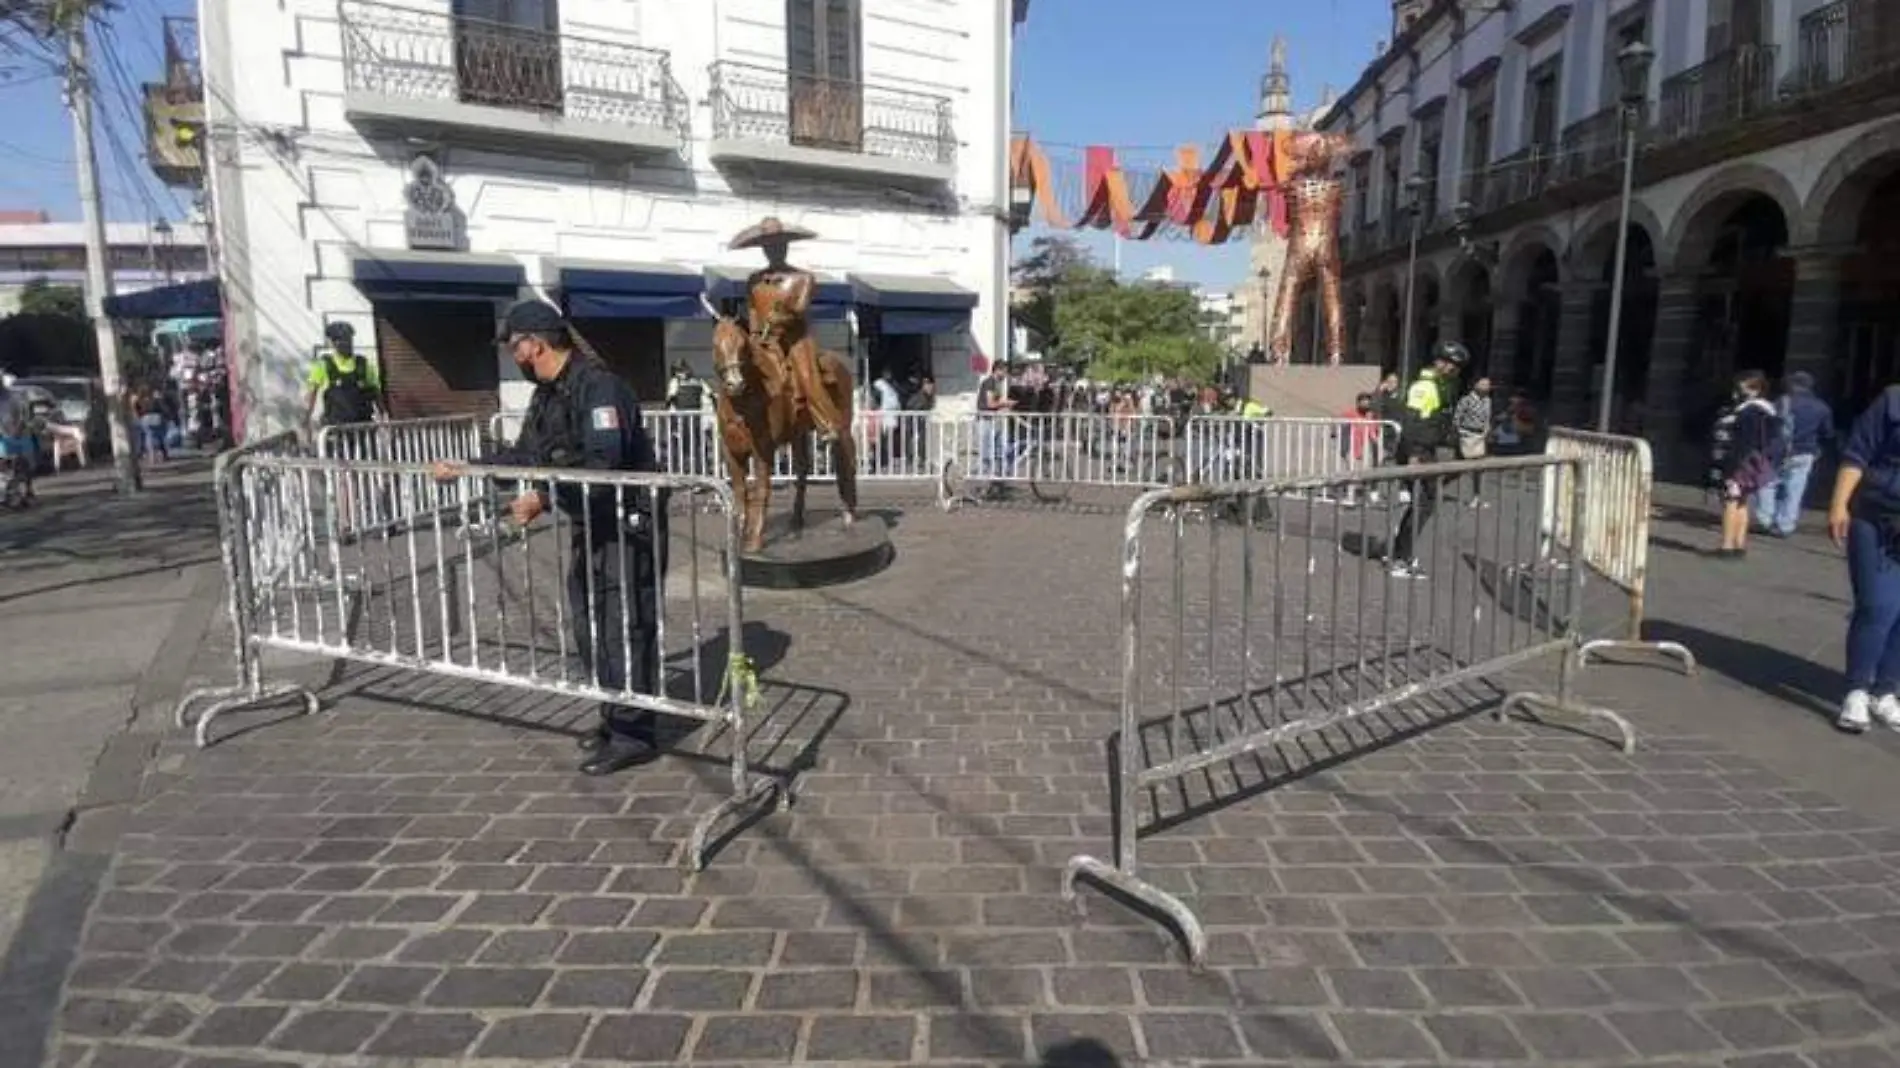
[1088,333,1225,385]
[17,276,86,320]
[1051,273,1220,382]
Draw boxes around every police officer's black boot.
[579,707,660,777]
[576,716,610,753]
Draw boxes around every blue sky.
[0,0,198,225]
[1,0,1393,293]
[1013,0,1391,291]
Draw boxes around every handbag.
[1735,451,1776,494]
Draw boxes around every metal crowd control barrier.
[941,411,1176,507]
[173,453,780,872]
[1063,454,1637,967]
[1182,415,1397,490]
[315,416,490,539]
[494,409,961,503]
[1543,427,1695,675]
[178,432,326,748]
[315,415,486,466]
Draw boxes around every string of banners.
[1010,131,1302,244]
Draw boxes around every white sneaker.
[1875,694,1900,731]
[1840,690,1873,733]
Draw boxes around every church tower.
[1256,36,1293,130]
[1241,36,1296,356]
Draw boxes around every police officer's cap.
[324,321,354,343]
[500,299,567,341]
[1432,340,1471,368]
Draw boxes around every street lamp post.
[1597,39,1655,434]
[1397,172,1427,384]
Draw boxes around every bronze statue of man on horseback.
[700,218,859,552]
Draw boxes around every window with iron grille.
[453,0,563,113]
[787,0,863,151]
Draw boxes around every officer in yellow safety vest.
[1238,396,1270,418]
[1387,340,1470,580]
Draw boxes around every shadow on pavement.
[1645,618,1840,722]
[1039,1038,1124,1067]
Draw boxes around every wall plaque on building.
[402,155,460,251]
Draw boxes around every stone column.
[1644,273,1703,477]
[1438,303,1464,360]
[1549,282,1599,428]
[1784,247,1847,394]
[1360,298,1390,369]
[1489,302,1521,392]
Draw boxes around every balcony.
[1656,45,1778,144]
[1478,145,1559,213]
[1794,0,1900,94]
[338,0,687,160]
[1553,105,1625,184]
[144,15,202,187]
[706,61,956,187]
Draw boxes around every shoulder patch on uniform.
[590,406,620,431]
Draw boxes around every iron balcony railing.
[1480,144,1558,213]
[338,0,687,137]
[707,61,955,167]
[1554,105,1625,183]
[1794,0,1900,93]
[1656,45,1779,144]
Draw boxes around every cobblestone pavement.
[34,481,1900,1067]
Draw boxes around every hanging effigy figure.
[1268,128,1356,365]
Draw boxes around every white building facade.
[1196,288,1244,351]
[0,221,209,316]
[199,0,1025,438]
[1320,0,1898,468]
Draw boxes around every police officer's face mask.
[510,336,541,384]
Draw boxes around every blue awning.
[555,259,706,320]
[567,292,707,319]
[351,250,524,301]
[850,273,977,335]
[849,273,979,311]
[703,265,852,322]
[880,309,969,335]
[103,278,221,319]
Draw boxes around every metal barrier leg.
[175,681,323,749]
[939,459,978,512]
[1577,636,1697,676]
[1062,856,1209,969]
[1495,689,1639,756]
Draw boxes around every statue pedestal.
[726,511,893,589]
[1245,364,1383,418]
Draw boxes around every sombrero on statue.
[729,216,818,250]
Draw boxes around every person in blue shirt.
[1828,385,1900,732]
[1754,371,1835,537]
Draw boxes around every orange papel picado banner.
[1009,131,1293,244]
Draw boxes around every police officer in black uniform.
[441,300,665,776]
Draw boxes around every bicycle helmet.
[324,321,355,344]
[1431,340,1470,368]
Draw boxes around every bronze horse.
[700,295,859,552]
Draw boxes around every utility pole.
[65,11,139,493]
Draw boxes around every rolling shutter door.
[373,301,502,420]
[570,317,667,404]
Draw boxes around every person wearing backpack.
[1752,371,1835,537]
[303,322,385,430]
[1708,370,1780,558]
[1386,340,1469,579]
